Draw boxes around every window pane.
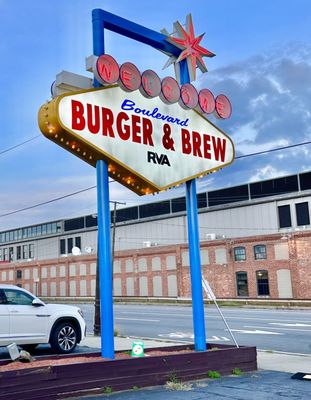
[16,270,22,279]
[278,205,292,228]
[234,247,246,261]
[64,217,85,231]
[75,236,81,249]
[256,270,270,295]
[60,239,66,255]
[4,289,33,305]
[17,246,21,260]
[139,201,170,219]
[29,244,34,258]
[171,197,186,213]
[295,202,310,226]
[23,245,28,259]
[254,245,267,260]
[47,224,52,234]
[236,271,249,296]
[67,238,73,254]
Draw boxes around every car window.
[4,289,34,305]
[0,289,7,304]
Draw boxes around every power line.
[0,135,41,156]
[235,140,311,159]
[0,186,96,218]
[1,138,311,219]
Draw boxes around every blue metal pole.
[180,61,206,352]
[92,9,115,359]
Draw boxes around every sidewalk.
[75,335,311,399]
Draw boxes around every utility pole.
[94,200,126,336]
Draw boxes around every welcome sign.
[38,85,234,195]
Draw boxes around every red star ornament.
[165,14,215,82]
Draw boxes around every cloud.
[196,43,311,188]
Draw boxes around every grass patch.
[207,370,221,379]
[232,367,242,376]
[102,386,112,394]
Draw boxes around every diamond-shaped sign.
[38,86,234,195]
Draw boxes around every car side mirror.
[32,298,44,307]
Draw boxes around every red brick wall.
[1,232,310,299]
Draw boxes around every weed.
[132,386,140,391]
[232,368,242,376]
[167,373,179,384]
[103,386,112,394]
[207,370,221,379]
[114,329,119,337]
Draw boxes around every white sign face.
[39,86,234,195]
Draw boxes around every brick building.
[1,230,310,300]
[1,171,311,300]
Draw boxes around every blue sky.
[1,0,311,230]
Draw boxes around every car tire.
[20,344,38,353]
[50,322,78,354]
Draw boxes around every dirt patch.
[0,348,196,372]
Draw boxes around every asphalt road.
[80,303,311,354]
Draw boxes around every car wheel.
[20,344,38,352]
[50,322,78,353]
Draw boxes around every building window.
[9,247,14,261]
[236,271,249,296]
[67,238,73,254]
[3,248,8,261]
[256,270,270,296]
[23,245,28,259]
[16,270,22,280]
[295,202,310,226]
[254,245,267,260]
[29,244,34,259]
[0,249,2,261]
[16,246,21,260]
[278,205,291,228]
[60,239,66,255]
[75,236,81,249]
[234,247,246,261]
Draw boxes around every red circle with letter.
[119,62,141,92]
[215,94,232,119]
[160,77,180,104]
[198,89,215,114]
[180,83,199,109]
[96,54,119,85]
[140,70,161,98]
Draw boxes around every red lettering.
[116,112,130,140]
[212,136,226,162]
[102,107,114,137]
[203,134,211,159]
[192,132,202,157]
[181,129,192,155]
[87,104,100,134]
[71,100,85,130]
[142,118,153,146]
[132,115,141,143]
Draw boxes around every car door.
[4,288,49,344]
[0,289,10,345]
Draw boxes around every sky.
[1,0,311,231]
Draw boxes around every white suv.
[0,284,86,353]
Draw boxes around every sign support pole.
[93,9,115,359]
[181,62,207,352]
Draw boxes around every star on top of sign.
[162,14,215,83]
